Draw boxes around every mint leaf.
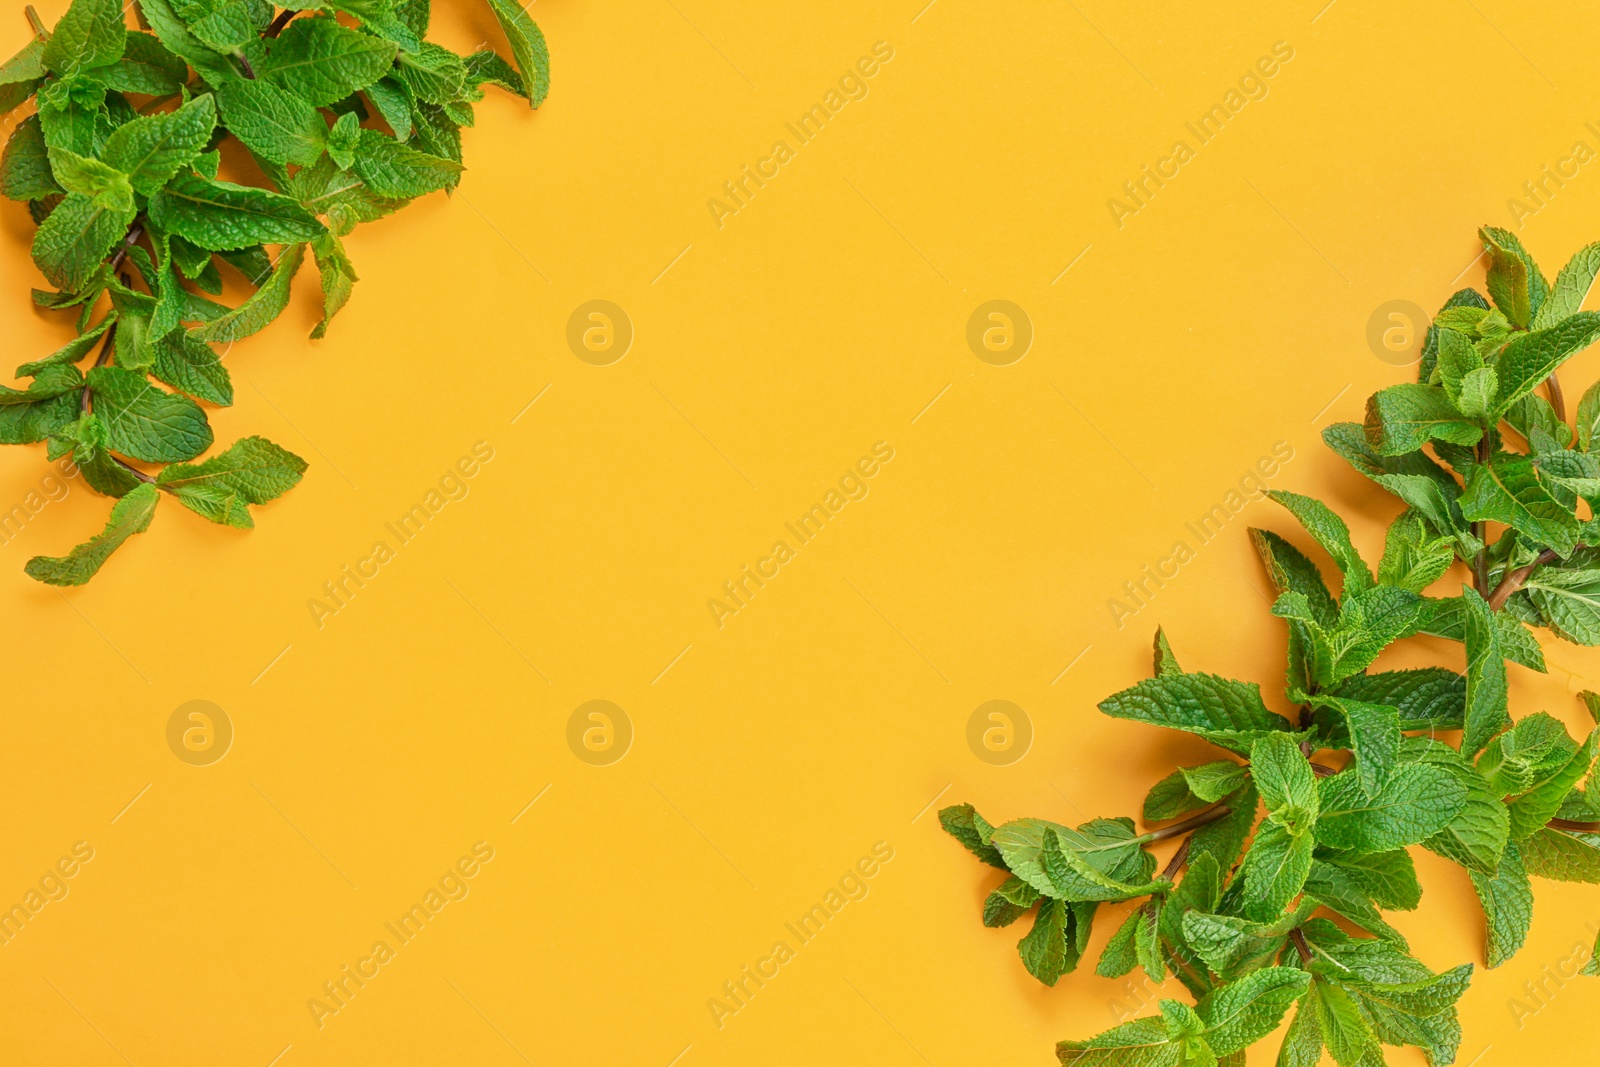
[1183,761,1248,804]
[31,191,133,291]
[1252,732,1319,817]
[394,40,466,103]
[1460,451,1582,554]
[252,16,398,106]
[1532,241,1600,329]
[104,32,187,95]
[1521,823,1600,882]
[0,364,84,444]
[1330,669,1465,730]
[155,435,306,527]
[1198,966,1311,1056]
[939,803,1006,869]
[1310,696,1399,796]
[101,93,217,195]
[1364,383,1482,455]
[46,147,133,212]
[1188,779,1258,876]
[1421,595,1546,673]
[984,875,1039,928]
[1491,312,1600,417]
[42,0,127,79]
[1153,626,1181,676]
[464,48,524,97]
[1578,379,1600,452]
[1525,568,1600,644]
[1481,225,1535,327]
[215,75,328,166]
[1098,673,1291,756]
[150,332,231,406]
[1407,737,1510,874]
[1239,820,1314,921]
[1302,860,1410,945]
[990,818,1158,902]
[1469,839,1532,967]
[189,243,306,343]
[149,171,325,250]
[87,364,212,462]
[2,115,62,201]
[1268,490,1375,594]
[1377,510,1456,593]
[482,0,548,106]
[1316,763,1466,851]
[309,231,356,338]
[1018,898,1075,986]
[350,127,461,197]
[26,482,158,585]
[1460,587,1511,757]
[1506,728,1597,840]
[1095,907,1141,978]
[1143,769,1209,822]
[137,0,235,81]
[1055,1016,1176,1065]
[1305,977,1378,1066]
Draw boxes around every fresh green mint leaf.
[309,230,356,338]
[482,0,548,106]
[156,435,307,528]
[31,191,133,292]
[1315,762,1467,852]
[149,171,325,250]
[1401,738,1511,875]
[351,126,461,197]
[104,31,188,95]
[1364,383,1483,455]
[1460,587,1511,756]
[464,48,524,97]
[215,74,328,166]
[1532,241,1600,330]
[1310,696,1399,797]
[42,0,127,79]
[189,242,306,343]
[1468,839,1532,967]
[87,364,212,462]
[1,115,63,201]
[25,482,158,585]
[939,803,1007,869]
[1481,226,1535,327]
[1198,966,1311,1056]
[1491,312,1600,417]
[1267,490,1375,594]
[101,93,217,195]
[252,15,398,106]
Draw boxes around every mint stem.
[1159,837,1192,880]
[1142,804,1231,843]
[1290,928,1313,963]
[1548,373,1567,423]
[1487,547,1570,610]
[264,8,297,36]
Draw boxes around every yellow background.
[3,0,1600,1063]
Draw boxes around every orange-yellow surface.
[3,1,1600,1064]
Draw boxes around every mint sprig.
[1,0,548,583]
[945,229,1600,1066]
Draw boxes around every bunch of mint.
[943,228,1600,1066]
[0,0,547,584]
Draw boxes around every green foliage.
[0,0,548,583]
[941,230,1600,1066]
